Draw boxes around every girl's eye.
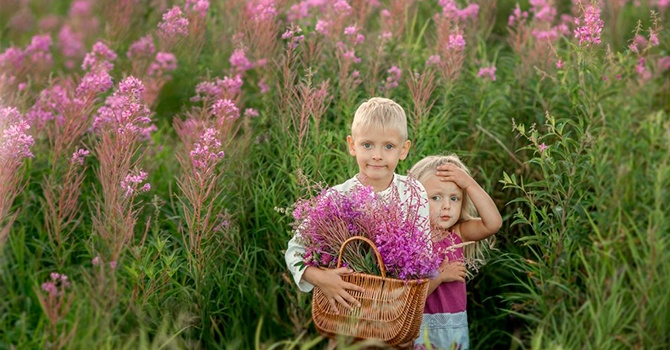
[431,195,442,201]
[450,196,460,202]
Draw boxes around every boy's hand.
[438,261,466,283]
[435,163,476,190]
[307,267,364,314]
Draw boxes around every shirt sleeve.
[285,233,315,292]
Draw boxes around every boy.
[284,97,431,314]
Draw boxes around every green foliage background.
[1,0,669,349]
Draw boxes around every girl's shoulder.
[434,228,463,247]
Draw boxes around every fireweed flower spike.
[574,2,604,46]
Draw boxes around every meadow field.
[1,0,669,349]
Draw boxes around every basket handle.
[336,236,386,278]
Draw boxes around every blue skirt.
[414,311,469,350]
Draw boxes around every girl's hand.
[435,163,476,190]
[439,261,467,283]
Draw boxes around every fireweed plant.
[290,180,438,280]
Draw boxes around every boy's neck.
[356,173,395,192]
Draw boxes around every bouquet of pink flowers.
[291,180,438,280]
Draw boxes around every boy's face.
[346,126,410,192]
[422,175,463,230]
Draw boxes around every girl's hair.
[409,153,496,275]
[351,97,408,140]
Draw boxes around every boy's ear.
[399,140,411,160]
[346,135,356,156]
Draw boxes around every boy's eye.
[362,143,372,149]
[384,144,394,150]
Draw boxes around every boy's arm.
[435,164,502,242]
[285,234,315,292]
[285,234,365,312]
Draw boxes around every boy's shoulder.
[331,175,360,193]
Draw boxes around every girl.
[409,154,502,350]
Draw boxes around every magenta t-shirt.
[424,231,467,314]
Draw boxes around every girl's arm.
[435,163,502,242]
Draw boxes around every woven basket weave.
[312,236,429,346]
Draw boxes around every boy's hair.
[409,153,496,275]
[351,97,408,140]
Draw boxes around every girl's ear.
[399,139,411,160]
[346,135,356,156]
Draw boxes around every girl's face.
[422,174,463,231]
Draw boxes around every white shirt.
[284,173,431,292]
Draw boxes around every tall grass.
[0,0,668,349]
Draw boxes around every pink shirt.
[424,231,467,314]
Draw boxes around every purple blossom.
[126,35,155,59]
[447,34,466,51]
[477,65,497,81]
[229,49,253,73]
[92,76,152,135]
[121,169,150,197]
[148,52,178,77]
[71,148,90,166]
[244,108,259,117]
[315,19,331,35]
[1,107,34,160]
[158,6,189,37]
[538,143,547,153]
[59,25,84,58]
[382,65,402,90]
[185,0,210,18]
[574,3,604,46]
[190,128,225,169]
[82,41,117,72]
[211,99,240,121]
[292,181,437,280]
[247,0,277,21]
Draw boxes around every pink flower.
[574,3,604,46]
[556,59,564,69]
[446,34,466,51]
[158,6,189,37]
[190,128,225,170]
[538,143,547,153]
[1,107,34,159]
[92,256,101,266]
[229,49,253,73]
[82,41,117,72]
[477,65,497,81]
[244,108,259,117]
[315,19,331,35]
[426,55,441,66]
[110,261,117,270]
[71,149,90,166]
[121,169,150,197]
[211,99,240,121]
[126,35,155,59]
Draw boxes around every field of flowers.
[1,0,669,349]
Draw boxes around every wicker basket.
[312,236,430,346]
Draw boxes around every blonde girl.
[409,154,502,350]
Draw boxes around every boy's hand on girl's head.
[438,261,466,283]
[435,163,475,190]
[313,267,364,314]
